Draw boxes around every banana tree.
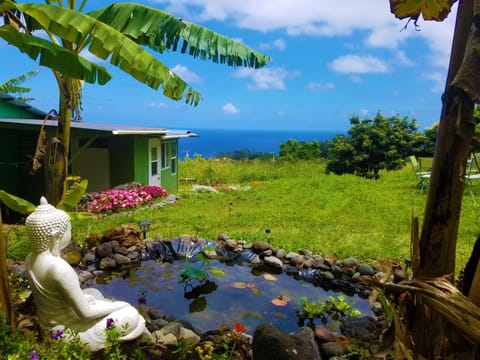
[0,0,270,205]
[0,68,39,101]
[390,0,480,357]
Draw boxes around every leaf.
[389,0,456,22]
[263,273,277,281]
[57,179,88,211]
[89,3,270,69]
[181,266,208,281]
[271,296,289,307]
[233,282,248,288]
[0,25,111,85]
[209,266,226,278]
[9,3,190,101]
[0,190,35,215]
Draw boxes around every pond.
[89,257,373,335]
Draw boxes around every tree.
[0,1,270,205]
[389,0,480,357]
[326,112,423,178]
[0,68,39,102]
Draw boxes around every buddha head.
[25,197,71,253]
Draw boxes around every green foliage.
[279,139,328,160]
[0,317,91,359]
[297,295,361,329]
[57,179,88,212]
[0,190,36,215]
[0,69,39,102]
[421,122,438,156]
[326,112,424,178]
[217,149,276,160]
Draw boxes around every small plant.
[104,318,127,360]
[296,295,361,329]
[172,338,194,360]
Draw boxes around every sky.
[0,0,458,131]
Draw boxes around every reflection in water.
[90,260,373,334]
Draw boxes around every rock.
[159,322,182,337]
[311,255,324,268]
[127,251,140,261]
[111,240,120,253]
[117,247,129,256]
[83,251,96,264]
[252,324,322,360]
[99,256,116,269]
[252,241,273,253]
[285,252,299,261]
[299,249,313,258]
[342,257,358,268]
[96,242,113,258]
[62,250,82,265]
[153,331,177,346]
[262,249,273,257]
[320,271,335,280]
[225,239,238,250]
[358,263,375,276]
[217,234,230,242]
[264,256,283,269]
[275,248,286,259]
[113,253,131,266]
[320,341,347,358]
[179,327,200,345]
[341,316,379,342]
[77,270,94,282]
[203,249,218,259]
[342,266,356,276]
[331,265,343,277]
[314,326,338,343]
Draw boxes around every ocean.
[178,128,344,160]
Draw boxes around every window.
[171,142,177,174]
[150,146,158,175]
[161,143,168,169]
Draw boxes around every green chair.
[409,155,431,193]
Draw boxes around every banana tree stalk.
[0,211,14,325]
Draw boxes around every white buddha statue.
[25,197,146,351]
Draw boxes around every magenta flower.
[30,350,40,360]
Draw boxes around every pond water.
[90,259,373,335]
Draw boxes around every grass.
[7,158,480,275]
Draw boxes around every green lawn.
[7,158,480,275]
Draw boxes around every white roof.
[0,118,198,138]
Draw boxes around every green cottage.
[0,91,197,204]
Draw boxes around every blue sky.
[0,0,457,131]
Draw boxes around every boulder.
[252,324,322,360]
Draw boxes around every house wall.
[109,136,136,187]
[0,101,39,119]
[160,139,179,194]
[0,128,46,204]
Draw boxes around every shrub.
[87,186,167,214]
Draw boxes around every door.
[148,138,161,186]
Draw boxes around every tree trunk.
[0,211,13,325]
[411,0,479,356]
[48,78,73,205]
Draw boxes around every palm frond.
[88,3,270,69]
[0,24,111,84]
[13,3,199,103]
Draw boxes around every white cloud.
[222,102,240,114]
[422,71,446,93]
[259,38,287,51]
[233,67,300,90]
[350,75,363,83]
[329,55,389,74]
[306,81,335,91]
[152,0,456,91]
[171,65,203,83]
[145,101,167,108]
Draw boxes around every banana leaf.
[0,190,35,215]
